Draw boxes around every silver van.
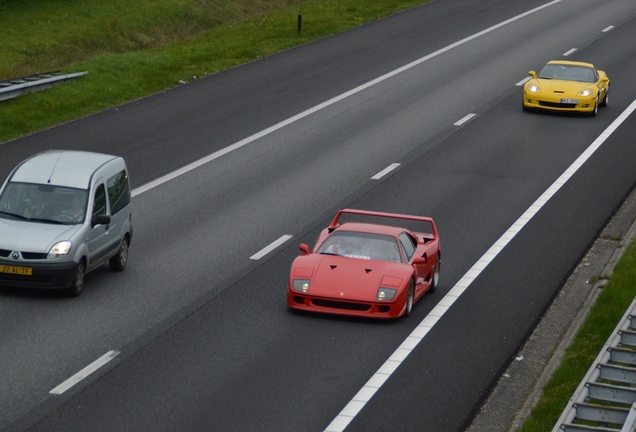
[0,150,132,296]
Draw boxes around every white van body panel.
[0,219,82,252]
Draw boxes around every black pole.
[297,14,302,33]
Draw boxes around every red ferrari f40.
[287,209,440,319]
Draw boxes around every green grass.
[0,0,431,143]
[520,239,636,431]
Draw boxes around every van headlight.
[48,241,72,258]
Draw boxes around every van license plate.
[0,265,32,275]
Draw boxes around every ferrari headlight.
[577,88,593,97]
[48,241,72,258]
[377,287,397,301]
[527,84,541,93]
[292,279,311,293]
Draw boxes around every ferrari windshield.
[317,231,402,263]
[0,182,88,225]
[538,64,597,83]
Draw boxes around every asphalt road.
[1,0,636,431]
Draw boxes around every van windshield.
[0,182,88,225]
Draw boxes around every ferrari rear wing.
[328,208,438,238]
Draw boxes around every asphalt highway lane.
[2,0,636,431]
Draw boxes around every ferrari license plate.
[0,264,32,276]
[560,98,579,104]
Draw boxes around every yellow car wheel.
[600,86,609,107]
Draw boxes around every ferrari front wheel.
[430,253,440,293]
[404,280,414,317]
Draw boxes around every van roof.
[10,150,120,189]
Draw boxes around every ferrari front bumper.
[287,291,407,319]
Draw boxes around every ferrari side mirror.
[413,257,426,265]
[299,244,310,255]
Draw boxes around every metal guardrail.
[0,71,88,102]
[553,297,636,432]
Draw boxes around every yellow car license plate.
[0,264,33,276]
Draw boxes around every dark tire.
[109,236,129,272]
[600,86,609,107]
[590,97,598,117]
[404,280,414,317]
[67,260,86,297]
[430,253,440,293]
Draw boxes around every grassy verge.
[0,0,430,143]
[520,238,636,431]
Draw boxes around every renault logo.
[12,252,19,260]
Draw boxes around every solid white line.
[516,76,531,86]
[325,100,636,432]
[602,25,615,32]
[131,0,565,198]
[563,48,578,56]
[454,113,476,126]
[49,350,120,395]
[371,163,400,180]
[250,235,293,260]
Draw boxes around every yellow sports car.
[523,60,609,116]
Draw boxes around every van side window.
[92,184,107,218]
[107,170,131,215]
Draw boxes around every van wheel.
[109,236,129,272]
[67,260,86,297]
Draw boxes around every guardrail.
[0,71,87,102]
[553,297,636,432]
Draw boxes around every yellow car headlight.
[527,84,541,93]
[577,88,594,97]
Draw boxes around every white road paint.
[49,351,120,395]
[324,100,636,432]
[371,163,400,180]
[250,235,294,260]
[516,76,531,86]
[131,0,566,198]
[602,25,615,32]
[563,48,578,56]
[454,113,476,126]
